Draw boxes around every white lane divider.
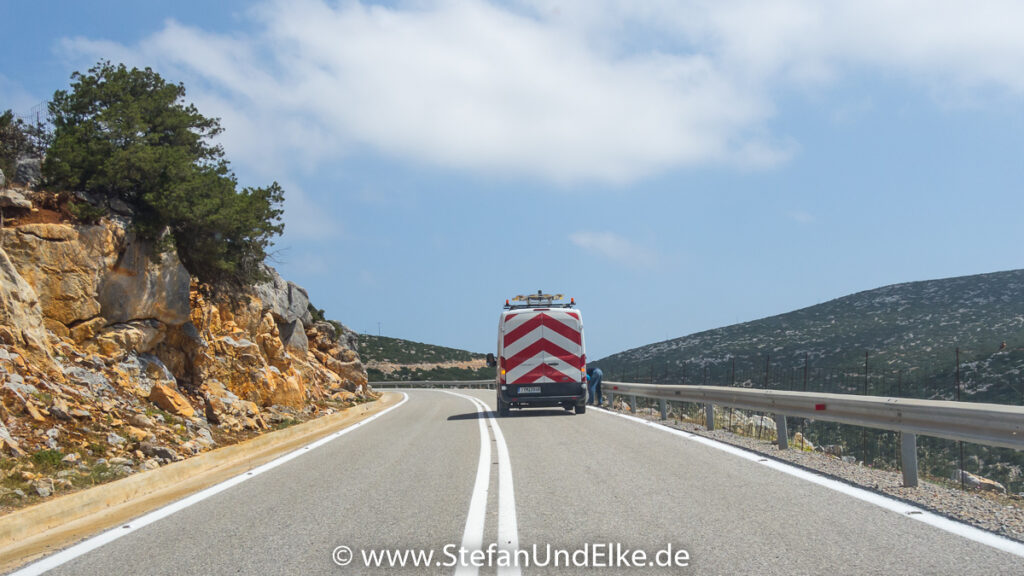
[452,394,491,576]
[593,406,1024,559]
[11,394,411,576]
[442,391,521,576]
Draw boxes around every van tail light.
[499,357,506,384]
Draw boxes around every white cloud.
[58,0,1024,185]
[522,1,1024,92]
[569,231,658,268]
[57,0,775,184]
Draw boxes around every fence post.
[776,416,788,449]
[659,399,667,420]
[901,432,919,487]
[705,403,715,431]
[629,395,637,414]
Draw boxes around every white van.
[487,292,587,416]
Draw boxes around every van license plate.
[519,386,541,394]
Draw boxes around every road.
[13,389,1024,575]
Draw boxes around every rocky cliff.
[0,186,369,507]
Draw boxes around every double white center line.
[443,391,520,576]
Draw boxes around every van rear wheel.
[497,397,510,417]
[574,403,586,415]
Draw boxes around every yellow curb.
[0,391,402,573]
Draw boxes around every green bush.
[43,61,283,286]
[66,199,109,224]
[31,449,64,472]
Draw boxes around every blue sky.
[3,1,1024,359]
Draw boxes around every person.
[587,366,603,406]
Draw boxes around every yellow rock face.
[0,223,121,327]
[148,383,196,418]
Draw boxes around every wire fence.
[604,347,1024,405]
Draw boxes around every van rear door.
[503,309,583,385]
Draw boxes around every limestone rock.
[97,232,191,326]
[88,320,167,357]
[793,432,813,451]
[69,317,108,343]
[278,319,308,352]
[33,479,52,498]
[0,188,31,209]
[139,440,179,459]
[203,380,266,430]
[0,247,56,370]
[0,223,120,327]
[13,157,41,187]
[49,398,71,421]
[125,426,149,442]
[148,383,195,418]
[254,266,313,328]
[129,413,155,428]
[953,470,1007,494]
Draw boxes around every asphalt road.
[16,389,1024,575]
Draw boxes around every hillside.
[360,335,494,381]
[597,269,1024,405]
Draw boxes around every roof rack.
[504,290,575,310]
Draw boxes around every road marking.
[594,406,1024,559]
[451,393,491,576]
[442,391,521,576]
[10,394,411,576]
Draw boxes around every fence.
[603,347,1024,407]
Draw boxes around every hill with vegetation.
[597,269,1024,405]
[595,269,1024,493]
[360,335,494,381]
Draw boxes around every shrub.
[31,449,64,472]
[66,199,109,224]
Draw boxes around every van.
[487,292,587,416]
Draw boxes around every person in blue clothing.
[587,366,603,406]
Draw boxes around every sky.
[2,0,1024,359]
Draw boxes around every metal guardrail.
[370,380,495,390]
[604,381,1024,487]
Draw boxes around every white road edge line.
[442,391,521,576]
[592,406,1024,559]
[11,393,411,576]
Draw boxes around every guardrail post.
[705,403,715,431]
[901,432,919,487]
[776,416,788,450]
[659,399,667,420]
[629,395,637,414]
